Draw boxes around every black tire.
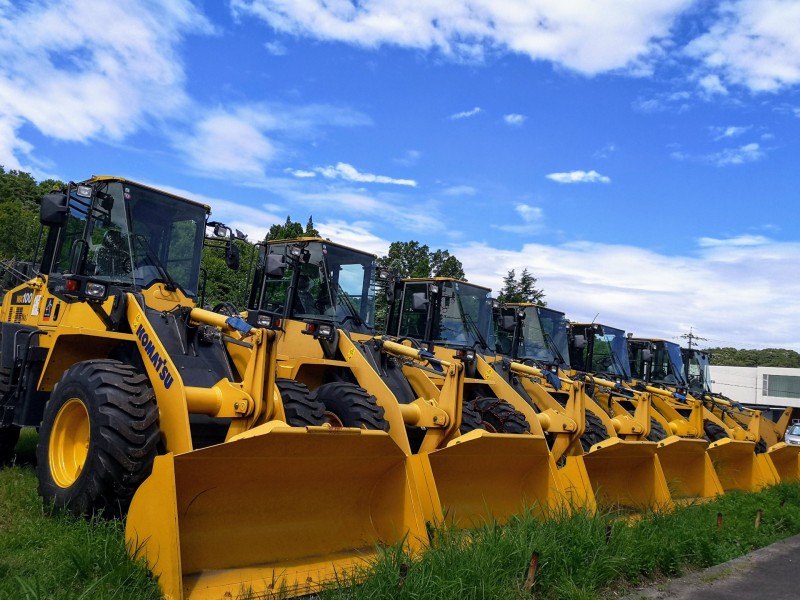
[755,437,768,454]
[310,382,389,431]
[647,417,668,442]
[0,366,21,465]
[36,360,159,517]
[703,420,729,443]
[580,411,610,453]
[473,397,531,434]
[459,399,486,434]
[276,378,325,426]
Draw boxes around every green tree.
[0,167,65,264]
[378,241,465,279]
[707,347,800,368]
[265,215,320,241]
[497,268,545,305]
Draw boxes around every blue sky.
[2,0,800,350]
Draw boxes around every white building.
[709,365,800,410]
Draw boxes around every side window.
[398,284,428,339]
[54,200,89,274]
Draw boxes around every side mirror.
[573,334,586,350]
[500,315,516,332]
[411,292,429,311]
[225,242,240,270]
[265,254,287,277]
[40,191,68,226]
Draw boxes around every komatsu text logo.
[135,324,174,389]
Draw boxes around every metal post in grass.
[755,509,762,529]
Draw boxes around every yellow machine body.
[487,354,671,512]
[766,442,800,482]
[707,437,779,491]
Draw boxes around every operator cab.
[39,177,210,302]
[569,323,632,381]
[493,303,570,372]
[248,238,378,335]
[628,337,689,389]
[386,278,493,355]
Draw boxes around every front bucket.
[424,430,574,527]
[707,438,780,491]
[125,424,436,600]
[655,436,723,502]
[766,443,800,482]
[582,438,673,513]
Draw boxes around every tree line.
[705,347,800,368]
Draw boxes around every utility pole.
[681,327,708,350]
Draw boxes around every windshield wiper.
[335,282,363,326]
[133,234,178,291]
[463,311,489,351]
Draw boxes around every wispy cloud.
[285,168,316,178]
[672,143,765,167]
[697,235,770,248]
[503,113,527,126]
[450,107,482,120]
[264,40,287,55]
[493,203,545,234]
[442,185,477,196]
[546,170,611,184]
[0,0,212,172]
[315,162,417,186]
[174,103,371,177]
[393,149,421,167]
[593,143,617,159]
[710,125,750,140]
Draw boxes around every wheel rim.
[324,411,345,428]
[49,398,90,488]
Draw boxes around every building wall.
[709,365,800,409]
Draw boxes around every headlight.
[76,184,93,198]
[257,314,272,327]
[85,281,107,299]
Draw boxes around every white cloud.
[393,149,421,167]
[285,168,316,178]
[264,40,287,55]
[231,0,692,75]
[0,0,211,171]
[685,0,800,92]
[450,107,482,120]
[697,235,770,248]
[546,170,611,184]
[516,203,543,223]
[671,142,765,167]
[710,125,750,140]
[503,113,527,126]
[315,162,417,186]
[175,103,371,177]
[449,236,800,350]
[709,142,764,166]
[697,74,728,97]
[442,185,477,196]
[593,143,617,159]
[316,220,390,256]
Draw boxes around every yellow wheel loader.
[246,241,575,525]
[567,323,724,504]
[628,337,778,492]
[485,305,673,512]
[0,180,430,600]
[682,347,800,482]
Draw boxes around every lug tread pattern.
[310,382,389,431]
[474,397,531,434]
[36,359,159,516]
[276,378,326,427]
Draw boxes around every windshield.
[591,325,632,378]
[257,241,378,328]
[685,350,712,395]
[787,425,800,436]
[54,181,206,296]
[495,305,570,365]
[396,280,492,348]
[651,341,688,387]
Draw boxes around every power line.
[680,327,709,350]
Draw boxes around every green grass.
[0,430,160,600]
[3,430,800,600]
